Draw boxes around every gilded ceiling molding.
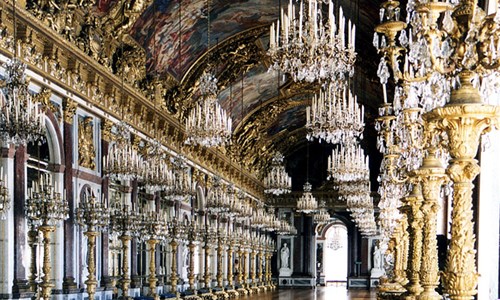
[165,25,269,119]
[1,2,264,199]
[232,92,312,173]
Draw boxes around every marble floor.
[244,286,377,300]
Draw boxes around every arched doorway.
[317,221,348,286]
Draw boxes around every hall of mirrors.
[0,0,499,300]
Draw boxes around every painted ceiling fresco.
[131,0,280,79]
[218,65,279,129]
[267,104,308,137]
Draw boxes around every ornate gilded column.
[236,245,247,296]
[188,240,196,291]
[258,246,265,292]
[203,240,211,290]
[39,225,55,300]
[214,232,228,299]
[120,235,132,300]
[426,80,500,299]
[401,185,424,298]
[413,150,447,300]
[170,239,179,293]
[242,246,250,294]
[147,239,159,300]
[249,247,257,293]
[216,236,224,289]
[227,240,234,289]
[27,229,39,292]
[84,231,99,300]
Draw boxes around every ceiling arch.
[96,0,383,192]
[131,0,281,79]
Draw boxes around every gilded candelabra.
[26,173,69,300]
[185,220,200,292]
[167,218,186,297]
[138,211,168,300]
[27,227,39,292]
[75,192,110,300]
[110,203,139,300]
[214,220,229,299]
[375,1,500,298]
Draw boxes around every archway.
[317,221,348,286]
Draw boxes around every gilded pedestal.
[120,235,132,300]
[427,77,500,299]
[170,239,179,294]
[84,231,99,300]
[414,151,447,300]
[39,225,55,300]
[401,185,424,299]
[147,239,159,300]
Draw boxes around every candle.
[299,1,303,40]
[383,84,388,103]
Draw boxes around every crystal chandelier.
[104,122,144,182]
[268,0,356,84]
[109,202,140,238]
[166,155,194,202]
[0,58,46,146]
[75,192,110,232]
[328,144,369,183]
[277,219,297,235]
[296,182,318,214]
[306,83,364,145]
[263,152,292,195]
[143,141,173,193]
[326,226,343,250]
[26,173,69,228]
[234,192,253,222]
[143,159,173,193]
[313,202,330,224]
[138,210,168,242]
[206,176,231,215]
[184,70,232,147]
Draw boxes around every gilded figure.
[78,116,96,170]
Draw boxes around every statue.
[280,242,289,269]
[373,242,382,270]
[78,117,96,170]
[279,242,292,277]
[371,240,385,279]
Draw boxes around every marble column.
[0,147,15,297]
[130,179,141,288]
[62,99,78,293]
[12,145,32,298]
[100,120,113,289]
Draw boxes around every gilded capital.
[101,119,114,143]
[63,98,78,124]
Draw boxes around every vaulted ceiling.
[97,0,383,192]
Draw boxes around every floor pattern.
[244,286,377,300]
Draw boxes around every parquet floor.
[244,286,377,300]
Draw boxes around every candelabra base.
[214,290,229,300]
[378,277,406,294]
[199,292,217,300]
[236,287,248,296]
[226,289,239,299]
